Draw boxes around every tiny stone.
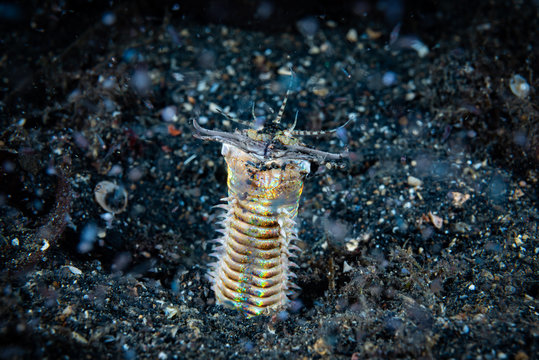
[226,65,236,76]
[309,46,320,54]
[313,87,329,97]
[346,239,359,252]
[405,92,416,101]
[429,212,443,230]
[326,20,337,28]
[320,42,330,52]
[509,74,530,98]
[407,176,422,187]
[66,265,83,275]
[41,240,50,251]
[277,67,292,76]
[209,102,220,113]
[346,28,358,42]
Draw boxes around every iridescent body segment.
[193,91,348,316]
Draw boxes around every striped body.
[193,87,349,316]
[207,144,308,316]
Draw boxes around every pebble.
[509,74,530,98]
[208,102,220,113]
[405,92,416,101]
[407,176,423,187]
[226,65,236,77]
[277,66,292,76]
[428,212,443,230]
[346,28,358,42]
[309,46,320,54]
[66,265,83,275]
[448,191,470,206]
[313,87,329,97]
[346,238,359,252]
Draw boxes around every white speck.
[343,261,353,273]
[468,284,476,291]
[196,80,208,92]
[408,38,429,57]
[40,240,50,251]
[11,238,19,246]
[209,103,220,113]
[184,154,197,165]
[172,73,184,82]
[226,65,236,76]
[462,325,469,334]
[101,212,114,222]
[66,265,82,275]
[198,116,208,125]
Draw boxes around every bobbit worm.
[193,90,349,316]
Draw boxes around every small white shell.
[509,74,530,99]
[94,181,128,214]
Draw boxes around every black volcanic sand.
[0,1,537,359]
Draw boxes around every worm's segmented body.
[211,144,307,316]
[193,91,348,316]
